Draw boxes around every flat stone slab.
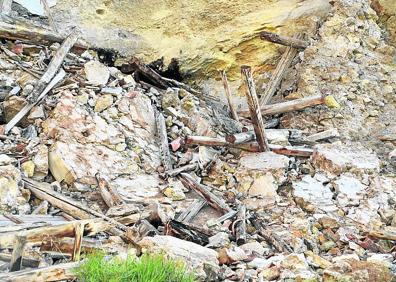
[312,143,380,175]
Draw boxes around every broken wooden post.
[96,174,124,208]
[165,163,198,178]
[221,70,239,121]
[0,14,87,49]
[180,173,233,214]
[176,199,206,223]
[260,31,309,49]
[72,223,84,262]
[225,131,255,144]
[259,39,299,106]
[235,205,246,245]
[154,109,173,171]
[0,0,12,15]
[9,235,26,272]
[41,0,58,32]
[5,29,80,134]
[239,94,326,118]
[241,65,270,152]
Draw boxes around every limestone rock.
[312,143,380,175]
[334,174,366,207]
[21,161,35,177]
[248,173,278,198]
[94,94,113,112]
[27,105,45,121]
[162,88,180,109]
[33,144,49,180]
[3,96,27,123]
[0,165,30,213]
[324,259,394,282]
[207,232,230,248]
[240,241,266,256]
[293,175,337,212]
[0,155,12,166]
[84,60,110,85]
[139,235,219,280]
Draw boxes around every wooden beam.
[0,14,87,49]
[0,219,109,248]
[241,65,269,152]
[0,262,78,282]
[259,40,299,106]
[260,31,309,49]
[72,222,84,262]
[235,205,246,245]
[9,236,26,272]
[180,173,233,214]
[225,131,255,144]
[221,70,239,121]
[176,199,206,222]
[154,109,173,171]
[165,163,197,178]
[23,178,130,233]
[239,94,325,118]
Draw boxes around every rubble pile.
[0,0,395,281]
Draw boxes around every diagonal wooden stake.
[221,70,239,121]
[241,66,270,152]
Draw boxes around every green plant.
[75,251,196,282]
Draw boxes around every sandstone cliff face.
[371,0,396,46]
[52,0,330,83]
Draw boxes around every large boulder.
[139,235,219,280]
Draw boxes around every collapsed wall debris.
[0,0,395,281]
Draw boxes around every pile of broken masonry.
[0,0,395,281]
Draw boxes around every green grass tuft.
[75,251,196,282]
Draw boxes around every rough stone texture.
[293,175,337,212]
[235,152,289,209]
[281,0,396,166]
[84,60,110,85]
[312,143,381,175]
[52,1,329,82]
[94,94,113,112]
[323,259,394,282]
[32,144,49,180]
[3,96,27,124]
[42,91,161,198]
[371,0,396,46]
[334,174,366,207]
[139,235,219,280]
[0,165,30,213]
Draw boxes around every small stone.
[94,94,113,112]
[318,216,340,229]
[84,61,110,85]
[281,253,309,270]
[334,174,366,207]
[248,173,277,198]
[367,254,394,268]
[320,241,336,252]
[3,96,27,123]
[76,93,89,104]
[162,88,181,109]
[101,87,123,96]
[305,251,332,268]
[240,241,265,256]
[324,95,340,109]
[207,232,230,248]
[28,105,45,121]
[0,155,12,166]
[259,266,280,281]
[33,144,49,180]
[115,143,127,152]
[21,161,35,177]
[162,180,186,201]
